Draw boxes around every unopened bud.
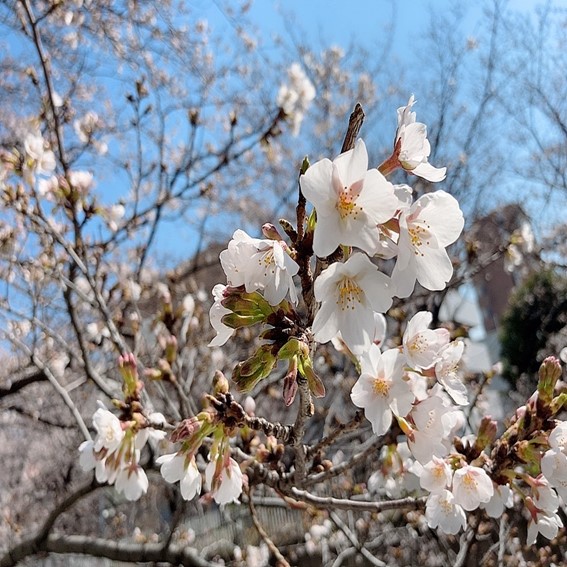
[283,357,298,406]
[243,396,256,416]
[300,355,325,398]
[233,346,277,393]
[213,370,229,395]
[261,223,283,241]
[170,416,201,443]
[165,335,178,364]
[475,416,498,452]
[515,440,539,465]
[118,353,138,394]
[538,356,562,405]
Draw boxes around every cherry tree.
[1,1,567,566]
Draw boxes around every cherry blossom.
[434,341,468,405]
[92,407,124,454]
[425,490,467,535]
[394,95,446,182]
[351,346,414,435]
[420,456,452,493]
[220,230,299,305]
[391,190,464,298]
[157,453,202,501]
[300,139,398,258]
[402,311,450,370]
[452,465,494,511]
[115,462,149,501]
[527,509,564,545]
[277,63,316,136]
[312,252,393,355]
[481,484,513,519]
[205,457,243,505]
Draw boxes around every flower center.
[409,334,428,354]
[258,250,276,276]
[408,221,432,256]
[373,376,390,398]
[336,277,363,311]
[336,186,363,220]
[461,472,478,491]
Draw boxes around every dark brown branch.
[0,367,46,399]
[1,535,214,567]
[341,103,365,153]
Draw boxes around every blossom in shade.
[115,462,149,501]
[402,311,450,371]
[452,465,494,511]
[350,346,414,435]
[435,341,468,405]
[391,190,464,298]
[481,484,513,519]
[156,453,202,501]
[420,456,452,493]
[312,253,393,355]
[300,139,398,258]
[527,509,563,545]
[394,95,446,182]
[205,457,243,505]
[425,490,467,535]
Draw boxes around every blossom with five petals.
[392,190,464,298]
[350,346,414,435]
[300,139,398,258]
[312,253,393,355]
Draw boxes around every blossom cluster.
[79,404,166,501]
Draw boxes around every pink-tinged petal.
[299,158,334,213]
[415,247,454,291]
[412,162,447,182]
[333,139,368,186]
[417,191,464,246]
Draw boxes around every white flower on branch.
[312,253,393,355]
[391,190,464,298]
[300,139,398,258]
[395,95,446,182]
[351,345,414,435]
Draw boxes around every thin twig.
[288,488,425,513]
[247,488,291,567]
[330,511,386,567]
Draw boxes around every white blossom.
[395,95,446,182]
[403,311,450,371]
[205,457,243,505]
[351,346,414,435]
[452,465,494,511]
[157,453,202,501]
[425,490,467,535]
[300,139,398,258]
[392,191,464,298]
[312,253,393,355]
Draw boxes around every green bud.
[300,156,310,175]
[221,289,272,318]
[550,392,567,415]
[222,311,266,329]
[515,440,540,465]
[537,356,562,406]
[233,346,277,393]
[278,337,308,360]
[213,370,229,395]
[298,355,325,398]
[165,335,177,364]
